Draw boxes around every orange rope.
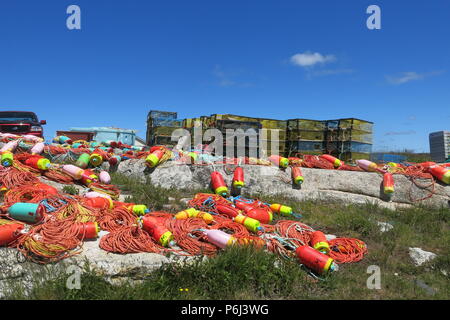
[99,225,164,254]
[0,166,40,189]
[329,238,368,264]
[167,218,218,256]
[97,206,137,232]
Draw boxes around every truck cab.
[0,111,46,138]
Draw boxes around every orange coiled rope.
[43,168,75,184]
[13,152,34,163]
[2,185,51,208]
[16,220,83,264]
[188,193,234,214]
[44,145,69,155]
[167,218,218,256]
[288,157,304,167]
[301,155,334,170]
[265,237,296,259]
[328,238,368,263]
[70,148,92,155]
[0,167,40,189]
[275,220,314,247]
[97,206,137,232]
[12,159,40,174]
[52,196,100,222]
[99,225,164,254]
[338,164,364,172]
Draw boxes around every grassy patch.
[62,185,79,195]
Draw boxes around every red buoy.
[215,204,241,218]
[310,231,330,254]
[383,172,395,194]
[75,222,100,240]
[320,154,342,168]
[25,155,51,170]
[234,199,253,212]
[232,167,245,189]
[419,161,436,168]
[80,169,98,186]
[268,155,289,168]
[141,215,174,247]
[246,207,273,224]
[34,183,59,196]
[0,223,24,246]
[296,245,337,274]
[428,165,450,184]
[211,171,229,196]
[84,197,113,210]
[291,166,304,185]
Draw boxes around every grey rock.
[377,222,394,233]
[107,161,450,209]
[409,247,437,266]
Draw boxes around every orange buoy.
[428,165,450,184]
[24,155,51,170]
[80,169,98,186]
[234,199,255,212]
[296,245,337,275]
[75,222,100,240]
[268,155,289,168]
[146,149,165,167]
[246,207,273,224]
[141,215,174,247]
[419,161,436,168]
[0,223,24,246]
[215,204,241,218]
[84,197,113,210]
[291,166,304,185]
[310,231,330,254]
[211,171,229,196]
[232,167,245,189]
[320,154,342,168]
[34,183,59,196]
[383,172,395,194]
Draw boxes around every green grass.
[62,185,79,195]
[110,172,211,212]
[3,173,449,300]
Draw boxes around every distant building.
[429,131,450,162]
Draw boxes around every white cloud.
[290,51,336,67]
[386,71,444,85]
[386,72,422,85]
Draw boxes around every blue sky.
[0,0,449,152]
